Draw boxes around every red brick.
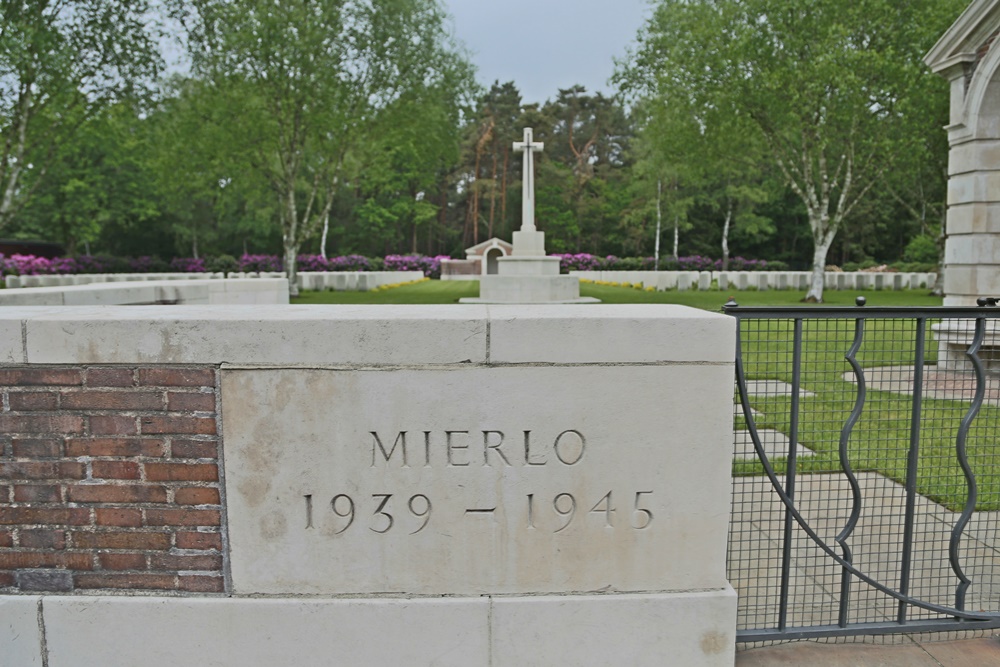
[0,485,9,502]
[61,391,164,411]
[89,415,138,435]
[174,487,220,505]
[140,438,167,457]
[0,507,90,525]
[176,531,222,551]
[85,368,135,387]
[0,461,85,480]
[170,439,218,459]
[91,461,140,480]
[74,573,175,590]
[0,531,13,547]
[71,531,170,550]
[11,438,62,457]
[144,462,218,482]
[0,551,92,569]
[0,572,12,587]
[8,392,59,411]
[95,508,143,527]
[65,437,141,457]
[145,508,220,527]
[140,415,215,436]
[19,529,66,549]
[139,368,215,388]
[0,368,82,386]
[13,484,62,503]
[0,414,84,435]
[99,552,147,570]
[150,553,222,570]
[179,575,224,592]
[166,392,216,412]
[67,485,167,504]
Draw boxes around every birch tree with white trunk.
[620,0,964,301]
[172,0,472,295]
[0,0,160,228]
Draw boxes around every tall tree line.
[1,0,966,292]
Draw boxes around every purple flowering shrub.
[384,254,449,279]
[238,254,283,272]
[551,253,770,273]
[169,257,208,273]
[326,255,372,272]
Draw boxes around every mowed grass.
[293,279,944,310]
[293,280,998,511]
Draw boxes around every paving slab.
[736,637,1000,667]
[734,429,814,461]
[736,640,940,666]
[920,637,1000,666]
[745,379,817,398]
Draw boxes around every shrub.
[169,257,207,273]
[902,234,940,265]
[206,254,239,274]
[327,254,371,272]
[297,254,330,272]
[129,256,169,273]
[239,254,283,272]
[383,254,448,278]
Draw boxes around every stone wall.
[0,305,737,666]
[0,366,225,594]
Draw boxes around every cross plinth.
[457,126,599,302]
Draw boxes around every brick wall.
[0,366,225,594]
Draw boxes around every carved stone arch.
[965,36,1000,138]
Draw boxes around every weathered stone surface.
[222,363,733,596]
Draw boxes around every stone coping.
[0,279,288,307]
[0,304,735,366]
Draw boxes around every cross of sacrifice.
[513,127,544,232]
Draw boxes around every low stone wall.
[295,270,425,291]
[0,279,289,307]
[0,305,737,666]
[4,272,290,289]
[571,270,938,291]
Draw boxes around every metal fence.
[725,298,1000,643]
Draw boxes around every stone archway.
[485,247,503,275]
[926,3,1000,306]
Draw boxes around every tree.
[172,0,474,294]
[621,0,965,300]
[0,0,161,228]
[11,103,160,254]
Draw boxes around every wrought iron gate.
[725,298,1000,642]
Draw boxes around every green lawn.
[292,279,998,512]
[293,279,944,310]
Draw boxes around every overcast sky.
[443,0,654,105]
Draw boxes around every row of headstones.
[4,272,288,288]
[571,270,937,291]
[296,271,426,292]
[5,271,428,293]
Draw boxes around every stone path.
[744,379,816,398]
[842,366,1000,406]
[730,473,1000,633]
[731,375,1000,655]
[734,429,814,461]
[736,636,1000,666]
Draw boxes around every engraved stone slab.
[222,364,733,596]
